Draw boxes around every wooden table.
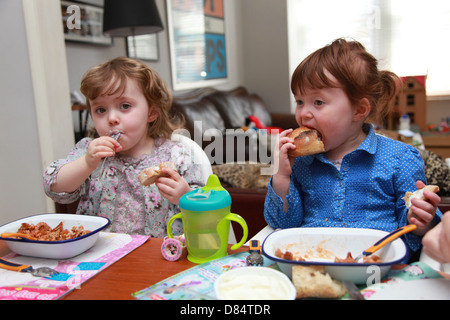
[0,238,247,300]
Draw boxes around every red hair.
[291,39,401,125]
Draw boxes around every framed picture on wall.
[167,0,228,91]
[127,34,159,61]
[61,0,112,46]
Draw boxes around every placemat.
[0,232,149,300]
[133,251,274,300]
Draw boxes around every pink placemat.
[0,232,149,300]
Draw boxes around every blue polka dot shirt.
[264,124,442,255]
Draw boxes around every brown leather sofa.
[170,86,297,164]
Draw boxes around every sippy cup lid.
[179,174,231,211]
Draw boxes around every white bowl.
[214,267,296,300]
[262,228,407,285]
[0,213,110,259]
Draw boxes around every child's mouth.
[109,130,122,140]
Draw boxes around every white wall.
[0,0,74,224]
[241,0,292,114]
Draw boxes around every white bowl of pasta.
[0,213,110,259]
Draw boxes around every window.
[288,0,450,97]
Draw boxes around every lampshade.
[103,0,164,37]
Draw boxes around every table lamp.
[103,0,164,52]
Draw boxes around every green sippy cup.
[167,175,248,264]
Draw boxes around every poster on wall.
[167,0,228,90]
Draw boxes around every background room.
[0,0,449,225]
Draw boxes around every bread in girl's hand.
[403,185,440,213]
[138,161,177,186]
[288,127,324,157]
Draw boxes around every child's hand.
[273,129,296,178]
[271,129,297,212]
[86,136,122,170]
[155,168,191,205]
[408,181,441,235]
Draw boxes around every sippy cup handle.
[167,212,182,238]
[220,213,248,251]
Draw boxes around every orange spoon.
[0,232,37,241]
[354,224,417,262]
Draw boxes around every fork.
[95,132,121,180]
[110,132,121,140]
[0,258,59,278]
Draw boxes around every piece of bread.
[138,161,177,186]
[288,127,324,157]
[403,185,440,213]
[292,265,346,299]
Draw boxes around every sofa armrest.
[270,113,297,130]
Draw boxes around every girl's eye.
[314,100,324,106]
[120,103,131,110]
[94,107,106,114]
[296,100,304,107]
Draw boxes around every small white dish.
[0,213,110,259]
[262,227,407,285]
[214,267,296,300]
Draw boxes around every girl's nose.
[108,110,120,125]
[300,105,313,122]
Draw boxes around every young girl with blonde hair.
[44,57,203,236]
[264,39,442,259]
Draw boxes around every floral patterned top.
[43,137,204,237]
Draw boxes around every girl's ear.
[353,98,371,122]
[148,108,159,123]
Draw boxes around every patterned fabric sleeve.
[43,138,91,204]
[171,141,204,189]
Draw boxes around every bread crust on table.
[292,265,346,299]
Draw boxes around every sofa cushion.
[249,94,273,127]
[206,88,272,129]
[206,92,249,128]
[171,98,225,137]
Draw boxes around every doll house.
[386,75,427,131]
